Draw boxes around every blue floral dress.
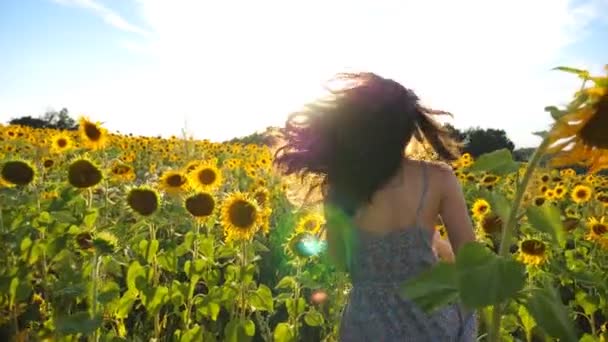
[339,166,477,342]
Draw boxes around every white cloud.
[52,0,151,36]
[42,0,607,146]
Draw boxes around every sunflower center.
[185,193,215,217]
[68,160,102,188]
[57,138,68,148]
[112,165,131,175]
[84,122,102,141]
[228,199,257,229]
[579,94,608,148]
[591,223,608,236]
[305,220,317,231]
[521,239,546,256]
[556,188,564,195]
[598,194,608,203]
[43,159,54,168]
[127,189,159,216]
[254,191,268,206]
[478,205,488,213]
[166,174,185,187]
[481,214,502,234]
[575,189,588,199]
[541,175,550,183]
[1,161,35,185]
[197,168,217,185]
[534,197,545,206]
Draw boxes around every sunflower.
[78,117,109,150]
[517,238,548,266]
[92,231,118,255]
[547,68,608,173]
[42,158,55,169]
[285,231,327,259]
[596,192,608,207]
[471,199,491,219]
[571,184,592,204]
[188,162,222,192]
[110,162,136,182]
[252,187,271,207]
[533,196,546,206]
[478,213,503,236]
[184,192,216,219]
[67,158,102,188]
[1,160,36,186]
[158,170,188,195]
[220,192,260,242]
[560,168,576,178]
[554,184,567,199]
[259,207,273,234]
[585,216,608,249]
[544,189,556,201]
[50,133,74,153]
[480,174,500,186]
[127,187,160,216]
[539,173,551,183]
[296,213,325,235]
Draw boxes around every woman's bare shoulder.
[420,160,455,176]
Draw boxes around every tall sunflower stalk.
[489,66,607,341]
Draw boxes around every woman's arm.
[432,229,455,262]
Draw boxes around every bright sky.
[1,0,607,148]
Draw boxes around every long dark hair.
[274,72,460,271]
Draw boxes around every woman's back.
[339,159,477,342]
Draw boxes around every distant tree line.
[8,108,77,131]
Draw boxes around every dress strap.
[414,163,429,227]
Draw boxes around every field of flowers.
[1,66,607,342]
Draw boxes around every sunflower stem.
[488,135,552,342]
[91,252,100,342]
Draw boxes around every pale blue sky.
[1,0,607,147]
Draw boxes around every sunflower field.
[1,66,608,342]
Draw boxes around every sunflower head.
[158,170,188,195]
[188,162,222,191]
[547,68,608,173]
[1,160,36,186]
[571,184,592,203]
[185,192,216,218]
[110,162,136,182]
[252,187,271,207]
[67,158,103,188]
[127,187,160,216]
[585,216,608,249]
[471,199,491,219]
[51,133,74,153]
[517,238,548,266]
[478,213,503,236]
[78,117,109,150]
[220,192,260,242]
[92,231,118,255]
[480,174,500,186]
[285,231,327,259]
[296,212,325,235]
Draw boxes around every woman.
[274,72,477,341]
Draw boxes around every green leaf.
[250,284,274,312]
[55,312,103,335]
[455,242,526,308]
[83,209,98,228]
[252,240,270,253]
[553,66,590,79]
[139,239,159,264]
[126,261,145,292]
[199,236,215,259]
[273,323,295,342]
[304,309,324,326]
[285,297,307,318]
[115,290,137,319]
[158,250,178,273]
[579,334,597,342]
[9,277,31,307]
[98,281,120,304]
[38,211,53,224]
[489,192,511,222]
[526,204,565,248]
[524,286,577,341]
[399,262,459,313]
[197,301,220,321]
[575,291,598,316]
[275,276,297,290]
[178,324,204,342]
[224,319,253,342]
[468,149,519,176]
[141,285,169,316]
[241,319,255,337]
[518,305,537,337]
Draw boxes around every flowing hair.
[274,72,460,272]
